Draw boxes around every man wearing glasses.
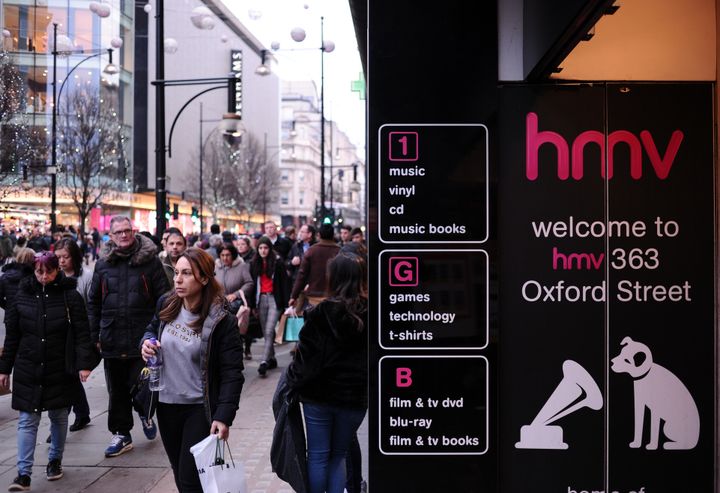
[88,216,170,458]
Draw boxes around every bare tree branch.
[187,131,280,228]
[57,90,128,234]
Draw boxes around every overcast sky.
[223,0,366,157]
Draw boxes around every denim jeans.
[17,408,69,476]
[257,293,279,362]
[303,402,366,493]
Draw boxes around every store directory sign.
[367,2,714,492]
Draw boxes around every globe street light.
[255,16,334,223]
[51,23,116,232]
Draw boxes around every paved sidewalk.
[0,337,369,493]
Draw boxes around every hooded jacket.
[214,257,253,301]
[0,275,95,412]
[285,299,368,409]
[143,298,245,426]
[88,233,170,358]
[0,262,33,310]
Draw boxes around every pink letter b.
[396,368,413,387]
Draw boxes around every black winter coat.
[250,254,290,310]
[0,275,95,412]
[0,262,33,310]
[286,299,368,409]
[88,234,170,358]
[143,298,245,426]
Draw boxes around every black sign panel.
[368,1,499,492]
[498,85,606,491]
[606,83,714,492]
[498,84,715,493]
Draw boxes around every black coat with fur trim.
[0,275,95,412]
[88,234,170,358]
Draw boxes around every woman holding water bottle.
[140,248,244,493]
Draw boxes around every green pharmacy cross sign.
[351,73,366,100]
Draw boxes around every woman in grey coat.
[214,243,254,359]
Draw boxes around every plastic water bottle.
[148,338,165,391]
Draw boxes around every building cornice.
[201,0,268,57]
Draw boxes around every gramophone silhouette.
[515,360,603,449]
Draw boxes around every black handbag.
[246,313,263,339]
[130,366,158,419]
[270,369,308,493]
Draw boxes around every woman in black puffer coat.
[0,251,96,490]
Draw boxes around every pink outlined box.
[388,131,419,161]
[388,257,419,286]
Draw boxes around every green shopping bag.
[284,315,305,342]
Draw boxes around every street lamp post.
[154,0,167,238]
[319,16,327,220]
[326,163,361,215]
[151,74,244,237]
[51,23,117,232]
[255,17,334,225]
[197,103,233,235]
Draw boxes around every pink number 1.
[398,136,408,156]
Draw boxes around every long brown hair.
[326,252,368,332]
[158,247,223,330]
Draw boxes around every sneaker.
[8,475,30,491]
[46,459,63,481]
[69,416,91,432]
[267,358,278,370]
[244,349,252,360]
[139,416,157,440]
[258,361,268,377]
[104,434,133,457]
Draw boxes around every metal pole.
[199,103,204,235]
[51,24,58,232]
[319,16,326,218]
[155,0,167,237]
[329,119,334,210]
[263,133,268,223]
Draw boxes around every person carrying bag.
[140,248,244,493]
[285,253,368,493]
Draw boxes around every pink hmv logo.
[389,257,419,286]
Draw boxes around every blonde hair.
[15,248,36,265]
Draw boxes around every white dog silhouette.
[611,337,699,450]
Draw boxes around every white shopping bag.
[190,434,247,493]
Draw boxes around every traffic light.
[172,203,179,220]
[165,201,171,221]
[322,207,335,225]
[191,206,198,218]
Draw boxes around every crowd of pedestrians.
[0,216,367,493]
